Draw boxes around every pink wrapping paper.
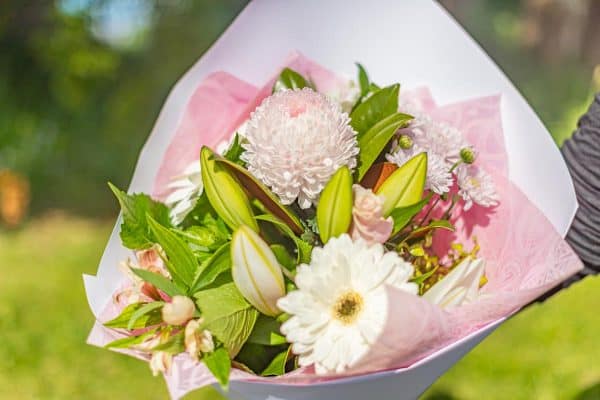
[88,53,583,398]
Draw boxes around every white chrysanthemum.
[386,144,453,195]
[399,115,468,167]
[277,234,418,374]
[456,164,499,210]
[241,88,359,209]
[164,161,203,225]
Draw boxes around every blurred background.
[0,0,598,399]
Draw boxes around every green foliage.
[104,329,158,349]
[127,301,165,330]
[108,183,172,249]
[195,282,258,357]
[389,195,432,234]
[316,166,353,243]
[222,133,245,164]
[203,347,231,390]
[152,332,185,354]
[272,68,310,92]
[104,302,163,329]
[147,215,198,290]
[356,63,370,97]
[356,112,413,180]
[191,243,232,292]
[247,315,286,346]
[261,347,291,376]
[255,214,313,265]
[132,268,184,297]
[350,84,400,138]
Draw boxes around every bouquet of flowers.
[85,51,582,398]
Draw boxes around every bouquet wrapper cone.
[84,1,581,399]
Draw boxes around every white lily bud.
[162,295,195,325]
[423,258,485,309]
[231,225,286,316]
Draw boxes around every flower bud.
[316,166,353,243]
[459,147,476,164]
[162,295,195,325]
[200,146,259,232]
[184,319,215,361]
[398,134,413,149]
[376,152,427,216]
[423,258,485,308]
[150,351,173,376]
[231,225,285,316]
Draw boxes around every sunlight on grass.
[0,214,598,399]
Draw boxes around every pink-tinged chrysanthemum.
[457,164,499,210]
[241,88,359,209]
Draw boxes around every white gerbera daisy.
[277,234,418,374]
[241,88,359,209]
[386,144,453,195]
[456,164,499,210]
[164,161,203,225]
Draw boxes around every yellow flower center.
[333,291,364,325]
[468,177,480,188]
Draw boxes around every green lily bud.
[231,225,285,316]
[200,146,258,232]
[316,166,353,243]
[376,152,428,216]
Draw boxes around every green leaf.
[273,68,309,92]
[127,301,164,330]
[255,214,312,265]
[195,282,258,357]
[104,303,162,329]
[223,133,245,164]
[204,347,232,390]
[131,268,185,297]
[235,343,282,375]
[350,84,400,138]
[247,315,286,346]
[261,347,291,376]
[152,331,185,354]
[316,166,353,243]
[104,329,158,349]
[191,243,231,292]
[177,225,227,251]
[108,183,172,249]
[214,155,303,235]
[270,244,295,271]
[376,152,428,216]
[356,112,413,180]
[147,215,197,290]
[356,63,370,97]
[389,194,432,234]
[201,146,259,232]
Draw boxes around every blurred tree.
[0,0,247,217]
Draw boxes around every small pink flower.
[135,245,170,278]
[350,185,393,245]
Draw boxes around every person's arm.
[538,93,600,300]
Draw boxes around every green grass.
[1,215,598,399]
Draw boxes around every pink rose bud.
[350,185,393,245]
[162,295,195,325]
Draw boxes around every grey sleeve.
[537,93,600,300]
[562,93,600,275]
